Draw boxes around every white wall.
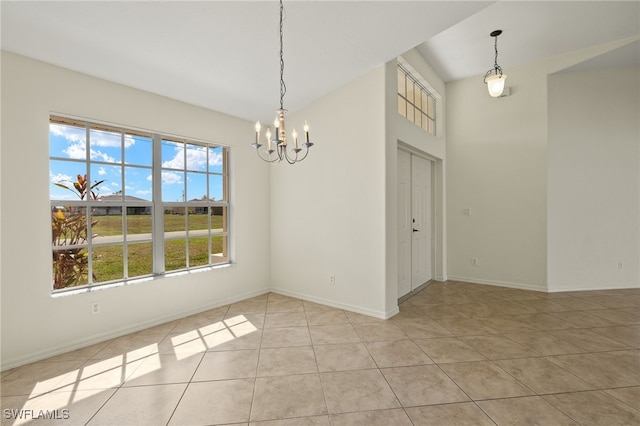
[548,66,640,291]
[269,66,391,318]
[0,52,271,369]
[269,51,450,318]
[446,64,548,291]
[445,39,640,293]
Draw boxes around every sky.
[49,122,224,203]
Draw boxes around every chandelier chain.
[279,0,286,110]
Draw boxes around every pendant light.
[483,30,507,97]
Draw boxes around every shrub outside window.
[49,115,229,292]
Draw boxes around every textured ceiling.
[2,1,638,123]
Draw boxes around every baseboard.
[1,287,270,371]
[447,275,640,294]
[398,280,434,304]
[270,288,397,320]
[446,275,547,292]
[547,283,640,292]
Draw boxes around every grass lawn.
[91,236,225,282]
[54,213,226,286]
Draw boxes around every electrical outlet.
[471,258,479,266]
[329,274,335,285]
[90,301,101,315]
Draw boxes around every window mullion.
[152,134,165,274]
[120,131,129,278]
[85,123,95,286]
[183,141,189,267]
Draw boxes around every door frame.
[397,145,438,300]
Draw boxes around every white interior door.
[411,155,432,289]
[397,150,412,298]
[398,150,432,299]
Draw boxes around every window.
[397,63,436,135]
[49,115,229,292]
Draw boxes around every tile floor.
[1,281,639,425]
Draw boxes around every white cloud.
[162,157,183,169]
[209,152,223,167]
[162,142,183,169]
[52,123,126,161]
[162,171,183,185]
[50,123,85,143]
[90,131,136,148]
[63,141,87,160]
[90,149,116,163]
[59,141,116,163]
[186,146,207,170]
[123,135,136,148]
[97,167,107,176]
[50,172,73,184]
[162,144,213,170]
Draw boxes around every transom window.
[49,115,229,292]
[397,63,436,135]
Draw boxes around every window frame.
[49,115,230,294]
[397,62,437,135]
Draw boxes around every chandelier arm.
[283,150,298,165]
[254,145,281,163]
[283,144,311,164]
[295,147,310,162]
[280,143,296,164]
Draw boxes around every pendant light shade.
[485,73,507,98]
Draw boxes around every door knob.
[413,228,419,232]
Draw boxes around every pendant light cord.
[489,31,503,78]
[279,0,286,110]
[493,35,500,72]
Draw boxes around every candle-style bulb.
[266,128,272,151]
[255,121,261,132]
[303,121,310,143]
[292,129,297,139]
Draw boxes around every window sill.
[51,263,234,298]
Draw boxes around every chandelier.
[483,30,507,97]
[252,0,313,164]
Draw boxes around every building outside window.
[49,115,229,292]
